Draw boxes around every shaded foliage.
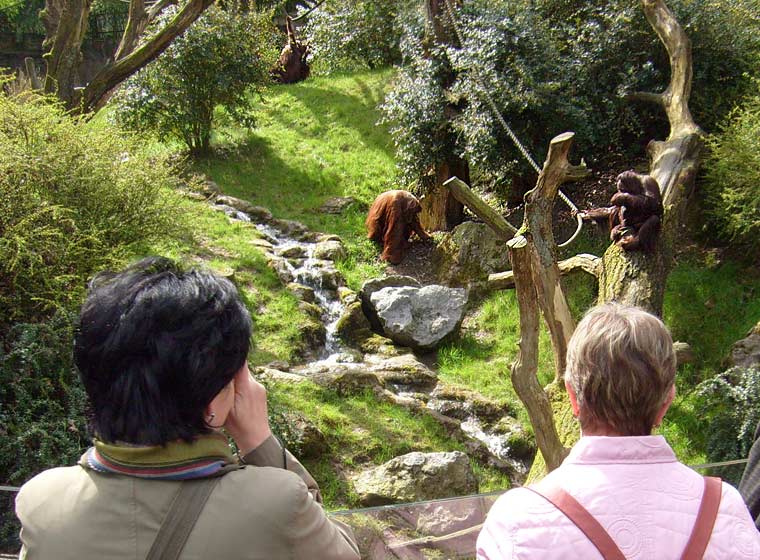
[0,312,88,551]
[111,6,279,155]
[696,366,760,484]
[383,0,760,196]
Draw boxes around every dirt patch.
[384,239,440,285]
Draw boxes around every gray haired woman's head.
[565,303,676,436]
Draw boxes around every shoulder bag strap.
[527,484,627,560]
[145,477,220,560]
[680,476,722,560]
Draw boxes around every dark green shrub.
[0,83,181,325]
[383,0,760,195]
[702,87,760,254]
[696,366,760,485]
[304,0,411,74]
[112,6,279,155]
[0,312,88,552]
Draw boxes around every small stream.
[217,202,531,475]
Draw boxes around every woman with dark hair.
[15,257,360,559]
[477,303,760,560]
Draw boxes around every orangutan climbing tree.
[272,16,310,84]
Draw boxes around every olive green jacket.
[15,436,360,559]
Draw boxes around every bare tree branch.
[81,0,214,112]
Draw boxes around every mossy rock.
[334,301,374,348]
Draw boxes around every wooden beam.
[488,253,601,290]
[444,176,518,240]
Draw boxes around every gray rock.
[215,195,273,223]
[279,412,328,459]
[360,276,421,332]
[287,283,316,303]
[319,196,359,214]
[278,245,308,259]
[366,353,438,387]
[729,321,760,369]
[266,257,293,284]
[369,285,468,350]
[271,218,310,240]
[310,367,383,396]
[254,368,308,384]
[353,451,478,506]
[432,222,511,288]
[313,239,347,261]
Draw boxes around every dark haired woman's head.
[74,257,252,445]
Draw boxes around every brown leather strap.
[528,484,626,560]
[145,477,220,560]
[680,476,722,560]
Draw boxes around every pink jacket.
[477,436,760,559]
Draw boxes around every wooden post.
[508,235,566,472]
[522,133,580,382]
[445,176,518,240]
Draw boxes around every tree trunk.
[41,0,213,112]
[420,159,467,231]
[598,0,703,314]
[42,0,93,106]
[419,0,466,232]
[508,237,566,472]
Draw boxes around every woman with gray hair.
[477,303,760,559]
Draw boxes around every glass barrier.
[0,459,750,557]
[331,491,502,560]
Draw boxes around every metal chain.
[440,0,583,247]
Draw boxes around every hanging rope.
[440,0,584,247]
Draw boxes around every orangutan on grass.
[366,190,431,265]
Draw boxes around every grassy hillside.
[188,69,760,477]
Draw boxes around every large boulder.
[369,285,468,351]
[432,222,510,288]
[360,275,421,332]
[729,321,760,369]
[353,451,478,506]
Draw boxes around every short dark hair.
[74,257,252,445]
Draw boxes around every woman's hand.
[223,364,273,456]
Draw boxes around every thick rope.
[440,0,583,247]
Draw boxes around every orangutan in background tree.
[579,170,664,252]
[272,16,310,84]
[366,190,432,264]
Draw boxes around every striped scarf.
[80,432,240,480]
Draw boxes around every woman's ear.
[565,380,580,418]
[204,377,236,429]
[654,384,676,428]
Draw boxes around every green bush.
[383,0,760,194]
[112,6,279,155]
[702,87,760,254]
[0,312,88,552]
[304,0,411,74]
[695,366,760,484]
[0,84,180,325]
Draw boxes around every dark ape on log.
[272,16,310,84]
[366,190,431,265]
[580,170,663,252]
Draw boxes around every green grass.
[267,382,511,509]
[142,69,759,494]
[140,198,312,365]
[195,70,397,289]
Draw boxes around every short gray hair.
[565,303,676,435]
